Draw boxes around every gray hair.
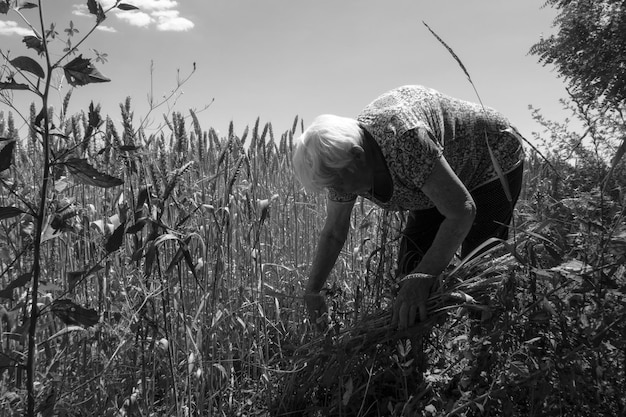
[292,114,363,193]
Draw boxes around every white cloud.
[101,0,119,7]
[116,11,153,28]
[72,5,117,33]
[97,25,118,33]
[0,21,34,37]
[73,0,193,32]
[153,10,194,32]
[71,4,90,18]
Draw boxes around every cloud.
[153,10,194,32]
[72,5,117,32]
[84,0,194,32]
[71,4,90,18]
[97,25,117,33]
[116,11,153,28]
[0,21,34,37]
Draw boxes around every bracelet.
[400,273,436,283]
[304,292,324,298]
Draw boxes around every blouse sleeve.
[327,187,358,203]
[395,127,444,189]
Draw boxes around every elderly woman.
[292,85,524,330]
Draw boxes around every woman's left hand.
[392,273,437,329]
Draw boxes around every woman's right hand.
[392,273,437,329]
[304,292,329,331]
[302,199,354,332]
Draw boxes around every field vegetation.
[0,0,625,416]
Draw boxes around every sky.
[1,1,569,145]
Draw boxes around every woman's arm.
[393,156,476,328]
[414,155,476,275]
[305,198,355,293]
[304,198,354,329]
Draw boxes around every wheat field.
[0,104,624,416]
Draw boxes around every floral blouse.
[328,85,524,211]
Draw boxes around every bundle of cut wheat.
[270,239,522,416]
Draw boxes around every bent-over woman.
[292,85,524,330]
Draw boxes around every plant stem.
[26,1,53,415]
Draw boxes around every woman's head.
[292,114,363,193]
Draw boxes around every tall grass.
[0,99,625,416]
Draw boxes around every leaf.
[182,246,198,280]
[117,3,139,11]
[10,56,45,78]
[63,158,123,188]
[0,206,25,220]
[64,20,79,37]
[486,132,513,202]
[0,141,15,171]
[54,178,69,193]
[51,299,99,327]
[87,0,106,24]
[41,216,62,243]
[550,259,591,275]
[43,325,85,343]
[212,363,228,379]
[17,2,38,10]
[105,223,125,254]
[165,237,199,282]
[0,82,29,91]
[165,245,186,276]
[126,218,147,234]
[90,219,109,234]
[154,233,181,246]
[603,135,626,192]
[67,271,83,292]
[0,353,19,369]
[87,101,102,127]
[63,55,110,87]
[144,240,156,278]
[83,101,102,145]
[0,273,32,300]
[136,185,151,210]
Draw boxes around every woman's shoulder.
[359,112,428,148]
[358,85,442,129]
[359,85,436,111]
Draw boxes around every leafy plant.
[0,1,139,415]
[530,0,626,189]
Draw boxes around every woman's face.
[330,157,370,194]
